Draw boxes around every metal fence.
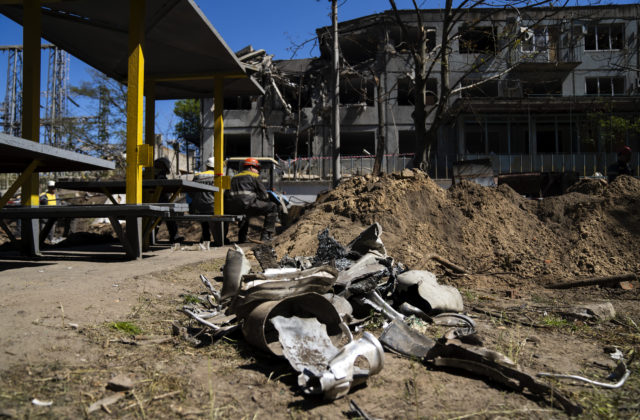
[278,152,640,181]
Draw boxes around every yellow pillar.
[126,0,145,204]
[213,77,224,215]
[144,80,156,182]
[21,0,41,206]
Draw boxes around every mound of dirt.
[274,172,640,281]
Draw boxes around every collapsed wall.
[275,170,640,280]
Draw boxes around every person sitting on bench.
[227,158,278,242]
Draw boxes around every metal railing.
[277,152,639,181]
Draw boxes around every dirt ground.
[0,173,639,419]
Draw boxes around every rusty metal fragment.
[241,293,345,356]
[221,245,251,300]
[379,320,436,359]
[396,270,464,313]
[538,361,630,389]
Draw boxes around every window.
[340,77,374,106]
[398,131,415,154]
[585,77,625,95]
[521,27,548,52]
[224,96,252,110]
[394,27,436,52]
[459,26,496,54]
[341,132,375,156]
[397,77,438,105]
[224,134,251,157]
[584,23,624,51]
[461,79,499,97]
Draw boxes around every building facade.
[204,4,640,179]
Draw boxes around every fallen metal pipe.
[538,362,630,389]
[360,290,405,322]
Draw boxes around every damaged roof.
[0,0,263,99]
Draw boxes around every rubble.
[173,223,592,414]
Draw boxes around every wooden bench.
[0,203,188,259]
[164,213,245,246]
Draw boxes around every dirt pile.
[275,171,640,280]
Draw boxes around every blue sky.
[0,0,393,140]
[0,0,636,141]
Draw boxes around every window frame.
[584,23,625,51]
[585,76,625,96]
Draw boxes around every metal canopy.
[0,0,264,99]
[0,132,116,173]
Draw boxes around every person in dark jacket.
[191,157,216,242]
[227,158,278,242]
[608,145,633,182]
[153,157,183,243]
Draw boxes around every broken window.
[398,131,415,154]
[536,123,557,154]
[397,78,437,106]
[392,26,436,53]
[584,23,624,51]
[585,77,625,95]
[522,79,562,96]
[509,122,529,154]
[487,123,508,154]
[224,96,252,110]
[224,134,251,158]
[521,27,548,52]
[340,77,375,106]
[464,120,485,154]
[274,133,296,160]
[459,26,497,54]
[281,81,312,112]
[340,132,375,156]
[461,79,499,97]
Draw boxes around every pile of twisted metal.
[177,223,630,416]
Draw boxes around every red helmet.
[243,157,260,169]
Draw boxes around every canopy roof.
[0,132,116,173]
[0,0,263,99]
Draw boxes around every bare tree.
[388,0,567,170]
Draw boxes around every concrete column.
[200,97,214,171]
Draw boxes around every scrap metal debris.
[174,223,589,413]
[538,361,631,389]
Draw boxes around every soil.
[274,172,640,280]
[1,172,639,419]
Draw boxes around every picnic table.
[0,203,188,259]
[56,179,221,248]
[0,133,118,257]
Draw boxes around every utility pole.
[331,0,340,187]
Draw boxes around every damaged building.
[201,4,640,181]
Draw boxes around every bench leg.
[212,221,225,247]
[125,217,143,259]
[108,216,134,258]
[20,218,41,257]
[39,218,56,245]
[0,219,16,243]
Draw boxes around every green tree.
[173,99,201,145]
